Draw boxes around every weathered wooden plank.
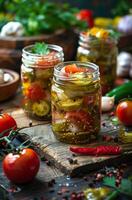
[2,104,132,177]
[20,124,132,176]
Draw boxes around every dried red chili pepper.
[96,146,121,155]
[70,146,122,156]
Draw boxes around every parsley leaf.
[103,177,132,197]
[109,30,122,40]
[32,42,50,55]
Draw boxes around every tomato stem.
[0,128,32,156]
[0,129,19,151]
[3,137,15,150]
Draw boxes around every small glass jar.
[21,44,64,120]
[51,61,101,144]
[77,30,118,94]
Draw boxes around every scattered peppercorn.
[83,176,88,181]
[88,182,94,187]
[57,191,62,195]
[102,122,106,127]
[95,173,104,181]
[29,120,32,127]
[45,160,52,166]
[68,158,74,164]
[109,111,115,117]
[115,179,121,187]
[72,153,77,157]
[48,179,56,187]
[68,158,78,165]
[48,181,54,187]
[41,156,47,161]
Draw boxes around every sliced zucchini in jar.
[57,98,83,111]
[52,122,68,133]
[35,68,53,79]
[32,101,50,117]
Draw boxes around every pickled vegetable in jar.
[51,61,101,144]
[77,27,118,95]
[21,43,64,120]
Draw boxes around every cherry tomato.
[76,9,94,27]
[2,148,40,184]
[65,64,87,74]
[26,82,45,101]
[66,110,92,129]
[116,100,132,126]
[0,113,17,137]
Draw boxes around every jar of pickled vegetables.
[77,27,118,94]
[21,43,64,120]
[51,61,101,144]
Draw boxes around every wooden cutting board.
[4,107,132,176]
[19,122,132,177]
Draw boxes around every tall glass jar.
[21,44,64,120]
[77,28,118,95]
[51,61,101,144]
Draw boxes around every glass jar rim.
[22,44,63,57]
[79,31,117,44]
[54,61,99,81]
[22,44,64,68]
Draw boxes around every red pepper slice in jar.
[65,64,87,74]
[65,110,93,130]
[26,82,46,102]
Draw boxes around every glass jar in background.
[77,27,118,95]
[21,44,64,120]
[51,61,101,144]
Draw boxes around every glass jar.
[21,44,64,120]
[51,61,101,144]
[77,29,118,94]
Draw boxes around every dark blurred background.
[53,0,115,17]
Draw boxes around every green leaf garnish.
[0,1,86,35]
[108,29,122,40]
[32,42,50,55]
[103,177,132,197]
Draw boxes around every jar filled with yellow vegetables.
[21,43,64,120]
[51,61,101,144]
[77,27,118,94]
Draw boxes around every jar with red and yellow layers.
[21,44,64,120]
[77,27,118,94]
[51,61,101,144]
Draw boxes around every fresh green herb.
[103,177,132,197]
[32,42,50,55]
[105,190,119,200]
[109,29,121,40]
[111,117,119,126]
[0,0,87,35]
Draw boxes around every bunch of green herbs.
[0,0,87,35]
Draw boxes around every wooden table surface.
[0,89,132,200]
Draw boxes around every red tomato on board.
[76,9,94,27]
[116,100,132,126]
[0,113,17,137]
[2,148,40,184]
[26,82,45,101]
